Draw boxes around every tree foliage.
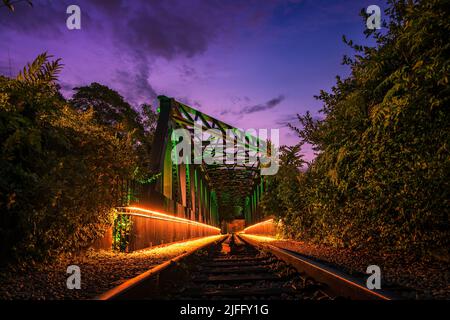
[70,83,158,181]
[262,0,449,257]
[0,54,156,262]
[16,52,62,85]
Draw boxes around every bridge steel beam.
[102,96,270,251]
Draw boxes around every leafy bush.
[262,0,449,257]
[0,53,150,262]
[113,212,133,252]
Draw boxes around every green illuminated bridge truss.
[131,96,266,228]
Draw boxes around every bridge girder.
[144,96,266,226]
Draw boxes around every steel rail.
[96,235,227,300]
[97,233,399,300]
[238,233,399,300]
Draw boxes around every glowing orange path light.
[242,218,276,237]
[243,218,274,232]
[239,233,277,242]
[119,206,221,232]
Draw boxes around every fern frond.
[40,58,63,83]
[16,52,63,85]
[17,52,46,81]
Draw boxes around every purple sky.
[0,0,386,162]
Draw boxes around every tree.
[0,54,139,262]
[261,144,305,230]
[71,83,144,132]
[70,83,158,181]
[267,0,450,256]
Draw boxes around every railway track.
[98,234,396,300]
[153,234,331,300]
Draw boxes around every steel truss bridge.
[138,96,268,227]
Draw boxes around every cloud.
[218,95,285,116]
[176,96,202,109]
[15,1,238,107]
[115,63,157,106]
[275,113,298,127]
[239,95,285,115]
[0,0,288,57]
[178,64,199,82]
[0,1,61,35]
[230,96,251,105]
[275,112,323,128]
[0,0,293,108]
[0,0,284,64]
[99,0,251,61]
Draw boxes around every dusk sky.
[0,0,386,161]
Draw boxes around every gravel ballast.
[1,234,447,300]
[241,234,450,299]
[0,235,222,300]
